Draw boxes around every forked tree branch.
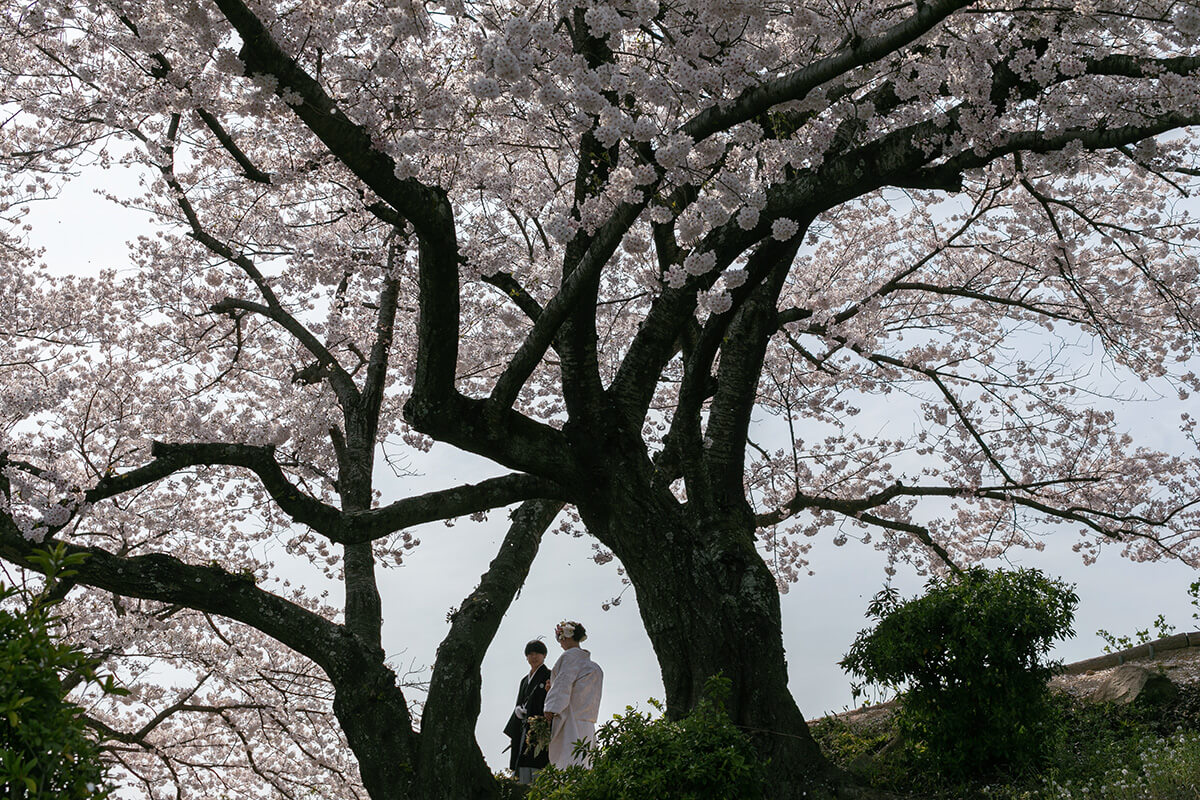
[487,198,646,415]
[210,0,455,243]
[682,0,977,143]
[91,442,566,544]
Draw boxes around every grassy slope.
[810,686,1200,799]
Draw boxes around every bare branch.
[0,521,365,683]
[195,108,273,184]
[342,474,568,543]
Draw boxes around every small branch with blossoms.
[209,0,454,242]
[681,0,976,143]
[758,478,1200,564]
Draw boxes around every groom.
[503,639,551,784]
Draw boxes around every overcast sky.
[26,166,1200,776]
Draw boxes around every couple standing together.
[504,620,604,785]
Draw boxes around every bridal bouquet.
[525,715,552,757]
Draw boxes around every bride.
[542,620,604,769]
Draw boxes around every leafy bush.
[815,690,1200,800]
[841,567,1078,780]
[2,545,124,799]
[494,771,530,799]
[988,695,1200,800]
[526,676,766,800]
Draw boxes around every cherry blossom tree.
[4,1,1200,799]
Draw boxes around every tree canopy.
[1,1,1199,798]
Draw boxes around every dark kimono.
[503,664,551,771]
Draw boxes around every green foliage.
[981,693,1200,799]
[814,689,1200,800]
[494,771,530,799]
[841,567,1078,780]
[526,676,766,800]
[809,711,902,789]
[1,545,124,799]
[1040,710,1200,799]
[1097,613,1176,654]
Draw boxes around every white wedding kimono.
[543,646,603,768]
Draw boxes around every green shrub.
[526,676,766,800]
[994,695,1200,800]
[494,771,530,799]
[814,690,1200,800]
[1,545,124,799]
[841,567,1078,780]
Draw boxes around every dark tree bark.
[577,485,839,798]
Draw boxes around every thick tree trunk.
[584,487,840,800]
[329,657,422,799]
